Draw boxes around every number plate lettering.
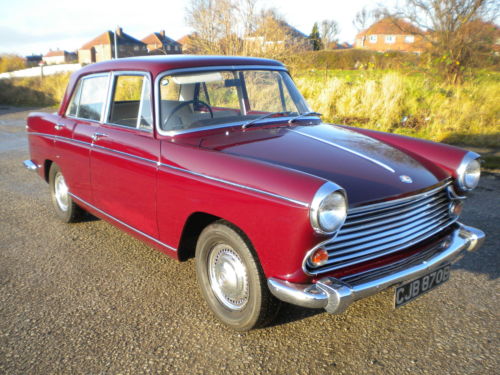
[395,265,450,308]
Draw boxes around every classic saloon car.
[25,56,484,330]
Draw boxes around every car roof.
[77,55,285,76]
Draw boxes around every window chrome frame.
[103,70,154,133]
[153,65,319,137]
[65,72,111,123]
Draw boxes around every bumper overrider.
[268,223,485,314]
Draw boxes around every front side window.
[108,74,152,129]
[369,35,377,43]
[67,75,108,121]
[158,69,309,132]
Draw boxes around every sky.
[0,0,393,56]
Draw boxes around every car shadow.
[268,303,323,328]
[80,212,100,223]
[451,238,499,280]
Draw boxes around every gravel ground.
[0,107,498,375]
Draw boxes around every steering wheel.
[163,100,214,129]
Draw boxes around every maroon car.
[24,56,484,331]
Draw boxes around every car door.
[57,73,110,203]
[89,72,159,238]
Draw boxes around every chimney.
[116,27,123,37]
[160,30,165,38]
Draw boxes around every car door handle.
[92,132,108,141]
[54,123,65,130]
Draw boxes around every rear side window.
[108,74,152,129]
[67,75,109,121]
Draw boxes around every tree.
[185,0,239,55]
[353,7,372,32]
[309,22,323,50]
[382,0,499,83]
[0,54,25,73]
[320,20,340,49]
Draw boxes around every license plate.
[395,265,450,308]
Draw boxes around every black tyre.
[195,220,281,331]
[49,163,84,223]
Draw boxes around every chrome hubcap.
[208,244,249,310]
[54,173,69,211]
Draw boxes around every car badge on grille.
[399,175,413,183]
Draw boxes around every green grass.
[0,73,70,107]
[295,69,500,148]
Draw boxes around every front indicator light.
[310,248,329,267]
[449,201,463,218]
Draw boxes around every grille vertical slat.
[306,182,456,275]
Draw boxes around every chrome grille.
[307,182,457,275]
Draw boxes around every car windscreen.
[158,69,310,132]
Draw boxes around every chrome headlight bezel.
[310,182,348,235]
[456,152,481,192]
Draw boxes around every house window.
[385,35,396,44]
[167,45,171,51]
[405,35,415,43]
[369,35,377,43]
[134,45,139,51]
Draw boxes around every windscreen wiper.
[288,111,322,124]
[241,111,293,129]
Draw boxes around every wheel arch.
[177,212,220,261]
[43,159,53,182]
[177,212,258,263]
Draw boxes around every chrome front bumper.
[23,160,39,171]
[268,223,485,314]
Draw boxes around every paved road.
[1,107,498,375]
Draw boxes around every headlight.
[457,152,481,191]
[310,182,347,235]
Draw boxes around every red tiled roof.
[44,50,66,57]
[142,32,180,46]
[356,18,423,38]
[80,30,146,50]
[177,34,194,46]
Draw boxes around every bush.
[0,54,25,73]
[0,73,71,107]
[282,49,422,72]
[295,69,500,148]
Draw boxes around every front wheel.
[195,221,281,331]
[49,164,84,223]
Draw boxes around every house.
[43,50,77,65]
[245,19,311,53]
[24,54,43,67]
[355,18,427,53]
[177,34,195,54]
[78,27,148,64]
[330,42,352,50]
[142,30,182,55]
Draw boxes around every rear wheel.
[195,221,281,331]
[49,164,84,223]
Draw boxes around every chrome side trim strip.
[91,144,157,165]
[28,133,308,207]
[290,129,396,173]
[68,192,177,252]
[158,162,309,207]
